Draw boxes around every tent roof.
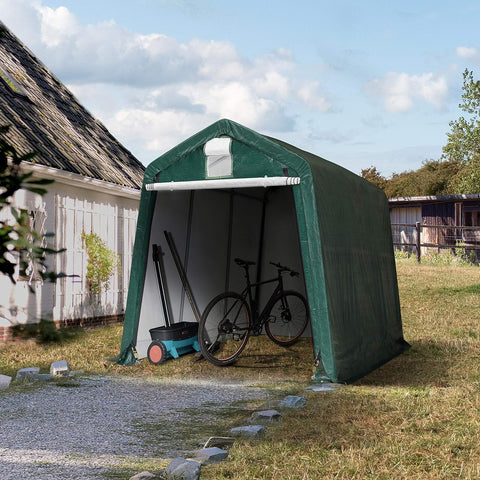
[144,118,359,184]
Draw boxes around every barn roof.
[0,22,144,190]
[389,193,480,206]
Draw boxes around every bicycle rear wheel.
[266,290,309,347]
[199,292,251,366]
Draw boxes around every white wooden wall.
[0,180,139,327]
[53,183,138,321]
[390,206,422,253]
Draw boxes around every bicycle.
[198,258,310,366]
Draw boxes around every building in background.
[389,194,480,257]
[0,22,145,339]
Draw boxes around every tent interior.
[135,185,310,358]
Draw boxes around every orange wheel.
[147,340,168,364]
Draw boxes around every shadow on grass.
[233,353,294,369]
[11,320,86,345]
[430,283,480,296]
[355,339,468,388]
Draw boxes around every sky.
[1,0,480,176]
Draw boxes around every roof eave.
[22,162,141,200]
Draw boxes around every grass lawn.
[1,259,480,478]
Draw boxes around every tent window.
[204,137,232,178]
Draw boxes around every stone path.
[0,375,269,479]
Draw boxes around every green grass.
[202,260,480,479]
[2,259,480,478]
[0,326,315,384]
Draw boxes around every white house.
[0,22,145,339]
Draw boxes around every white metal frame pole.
[145,176,301,192]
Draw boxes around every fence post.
[415,221,421,263]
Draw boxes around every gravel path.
[0,375,270,479]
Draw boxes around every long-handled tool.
[152,243,172,328]
[164,230,201,323]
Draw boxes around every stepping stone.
[306,383,342,392]
[166,457,201,480]
[0,374,12,390]
[230,425,265,438]
[250,409,282,424]
[203,436,235,450]
[279,395,307,409]
[194,447,228,465]
[16,367,40,382]
[129,472,157,480]
[50,360,70,377]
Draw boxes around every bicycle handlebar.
[235,258,299,277]
[269,261,299,277]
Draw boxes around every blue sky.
[2,0,480,175]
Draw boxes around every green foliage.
[82,231,120,294]
[362,159,461,198]
[394,250,412,260]
[443,69,480,165]
[395,246,478,266]
[442,69,480,193]
[449,153,480,194]
[361,166,387,190]
[0,124,60,283]
[421,250,473,267]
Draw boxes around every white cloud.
[180,81,294,132]
[297,81,331,112]
[456,46,480,65]
[253,71,290,99]
[105,108,211,161]
[38,5,81,47]
[366,72,448,113]
[456,46,478,59]
[0,0,333,160]
[0,0,43,47]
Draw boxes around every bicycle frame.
[238,265,285,331]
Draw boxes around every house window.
[204,137,232,178]
[19,208,48,284]
[0,66,26,96]
[464,211,480,226]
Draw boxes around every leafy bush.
[396,247,479,266]
[82,232,120,294]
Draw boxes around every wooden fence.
[391,222,480,263]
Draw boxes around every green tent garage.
[118,119,409,383]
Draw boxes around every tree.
[442,69,480,193]
[361,166,387,190]
[443,69,480,165]
[361,160,460,198]
[0,124,59,284]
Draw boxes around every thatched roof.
[0,22,144,189]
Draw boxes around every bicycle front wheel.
[266,290,309,347]
[199,292,251,366]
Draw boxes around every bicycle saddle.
[234,258,256,267]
